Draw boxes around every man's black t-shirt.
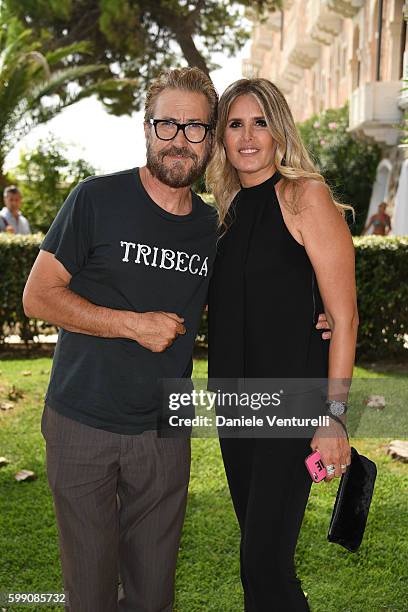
[41,167,217,434]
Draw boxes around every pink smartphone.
[305,450,327,482]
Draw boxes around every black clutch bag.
[327,446,377,552]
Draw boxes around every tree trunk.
[172,30,210,75]
[0,159,8,190]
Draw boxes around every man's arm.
[0,215,12,233]
[23,251,186,352]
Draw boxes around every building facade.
[243,0,408,234]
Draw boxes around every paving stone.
[387,440,408,463]
[15,469,37,482]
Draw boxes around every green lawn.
[0,356,407,611]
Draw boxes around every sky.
[4,44,250,175]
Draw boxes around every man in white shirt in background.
[0,185,31,234]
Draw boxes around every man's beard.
[146,139,212,188]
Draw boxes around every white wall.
[392,158,408,236]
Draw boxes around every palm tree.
[0,17,108,183]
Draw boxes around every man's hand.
[316,312,331,340]
[131,311,186,353]
[5,225,15,233]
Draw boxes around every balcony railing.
[242,58,262,79]
[327,0,364,19]
[307,0,343,46]
[288,40,320,69]
[349,81,403,145]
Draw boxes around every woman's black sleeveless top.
[207,171,329,380]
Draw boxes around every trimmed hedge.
[354,236,408,359]
[1,234,407,359]
[0,233,45,342]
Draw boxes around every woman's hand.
[310,419,351,482]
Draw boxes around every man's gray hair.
[144,67,218,126]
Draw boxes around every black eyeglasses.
[148,119,212,143]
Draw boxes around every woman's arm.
[298,181,358,384]
[297,180,358,478]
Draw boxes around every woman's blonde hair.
[206,78,353,228]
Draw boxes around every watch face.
[329,401,345,416]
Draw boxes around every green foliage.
[192,174,207,194]
[0,358,407,611]
[297,105,382,235]
[1,236,407,361]
[10,137,96,233]
[4,0,281,115]
[0,10,107,178]
[354,236,408,360]
[0,234,46,342]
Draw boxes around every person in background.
[362,201,391,236]
[0,185,31,234]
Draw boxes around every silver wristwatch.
[326,399,347,416]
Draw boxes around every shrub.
[1,235,407,361]
[0,233,44,342]
[9,137,96,233]
[354,236,408,359]
[297,105,382,235]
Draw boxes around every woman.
[362,201,391,235]
[206,79,358,611]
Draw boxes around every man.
[0,185,31,234]
[23,67,330,611]
[23,67,218,612]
